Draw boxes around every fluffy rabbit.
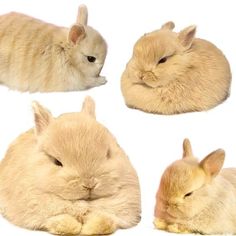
[121,21,231,114]
[0,97,141,235]
[154,138,236,234]
[0,5,107,92]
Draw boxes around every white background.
[0,0,235,235]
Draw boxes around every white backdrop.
[0,0,235,235]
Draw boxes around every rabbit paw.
[86,76,107,88]
[154,218,167,230]
[95,76,107,86]
[45,214,82,235]
[167,223,190,234]
[142,72,159,88]
[81,212,117,235]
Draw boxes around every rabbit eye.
[87,56,96,63]
[106,149,111,159]
[158,57,167,64]
[184,192,193,198]
[53,158,63,167]
[45,152,63,167]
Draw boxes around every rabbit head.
[131,22,196,87]
[32,97,126,202]
[67,5,107,78]
[155,139,225,222]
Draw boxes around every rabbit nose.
[82,185,93,191]
[82,182,97,191]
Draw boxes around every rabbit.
[121,21,231,114]
[154,138,236,234]
[0,97,141,235]
[0,5,107,92]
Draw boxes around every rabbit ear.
[32,101,53,135]
[161,21,175,31]
[182,138,193,158]
[77,4,88,25]
[68,25,86,44]
[200,149,225,177]
[178,25,196,49]
[81,96,96,118]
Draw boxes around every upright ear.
[200,149,225,177]
[32,101,53,135]
[182,138,193,159]
[161,21,175,31]
[68,24,86,44]
[81,96,96,118]
[178,25,196,49]
[77,4,88,25]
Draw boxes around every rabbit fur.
[0,97,141,235]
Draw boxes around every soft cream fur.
[0,5,107,92]
[0,97,141,235]
[121,21,231,114]
[154,139,236,234]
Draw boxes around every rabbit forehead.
[134,31,178,59]
[79,26,107,57]
[160,160,205,198]
[39,113,110,161]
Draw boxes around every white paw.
[96,76,107,85]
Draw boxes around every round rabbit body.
[0,5,107,92]
[0,97,141,235]
[121,22,231,114]
[154,139,236,234]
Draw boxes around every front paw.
[154,218,167,230]
[167,223,190,234]
[95,76,107,86]
[81,212,117,235]
[45,214,82,235]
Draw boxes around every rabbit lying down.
[0,5,107,92]
[154,139,236,234]
[0,97,141,235]
[121,21,231,114]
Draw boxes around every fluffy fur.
[154,139,236,234]
[0,5,107,92]
[121,21,231,114]
[0,97,141,235]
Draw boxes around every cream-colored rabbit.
[154,139,236,234]
[121,21,231,114]
[0,5,107,92]
[0,97,141,235]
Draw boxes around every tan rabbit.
[0,97,141,235]
[0,5,107,92]
[121,21,231,114]
[154,138,236,234]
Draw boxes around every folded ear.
[161,21,175,31]
[81,96,96,118]
[200,149,225,177]
[182,138,193,159]
[178,25,196,49]
[68,24,86,44]
[32,101,53,135]
[77,4,88,25]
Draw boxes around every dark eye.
[87,56,96,63]
[184,192,193,198]
[45,152,63,167]
[106,149,111,159]
[158,57,167,64]
[53,158,63,167]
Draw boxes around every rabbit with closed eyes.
[154,139,236,234]
[0,97,141,235]
[121,21,231,114]
[0,5,107,92]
